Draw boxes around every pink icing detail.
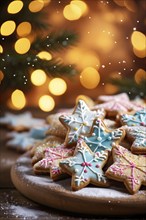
[52,168,61,175]
[84,169,87,173]
[96,164,99,168]
[110,165,124,175]
[81,162,92,167]
[81,162,86,166]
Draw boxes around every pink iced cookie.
[98,93,130,103]
[33,144,75,180]
[92,100,143,117]
[106,144,146,194]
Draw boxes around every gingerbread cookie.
[125,126,146,154]
[0,112,45,131]
[6,126,49,152]
[59,100,105,145]
[31,136,64,164]
[103,119,118,129]
[106,144,146,194]
[46,112,70,125]
[120,109,146,127]
[81,118,125,154]
[59,139,109,191]
[33,144,75,181]
[92,100,143,117]
[45,124,67,138]
[98,93,130,103]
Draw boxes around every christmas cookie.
[33,144,75,181]
[45,124,67,138]
[81,118,125,154]
[106,144,146,194]
[98,93,130,103]
[31,135,64,164]
[46,112,70,125]
[103,118,118,129]
[125,126,146,154]
[0,112,45,131]
[92,100,143,117]
[6,126,49,152]
[120,109,146,127]
[59,100,105,145]
[59,139,109,191]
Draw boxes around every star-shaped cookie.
[59,139,109,191]
[33,144,75,180]
[126,126,146,154]
[81,119,125,153]
[31,135,64,164]
[98,93,130,103]
[6,126,49,152]
[59,100,105,145]
[92,100,143,116]
[106,144,146,194]
[120,109,146,127]
[0,112,45,131]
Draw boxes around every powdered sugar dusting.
[13,153,146,204]
[10,205,47,219]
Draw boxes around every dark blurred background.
[0,0,145,112]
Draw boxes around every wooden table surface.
[0,109,145,220]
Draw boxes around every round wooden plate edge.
[11,153,146,216]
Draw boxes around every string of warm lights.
[0,0,146,112]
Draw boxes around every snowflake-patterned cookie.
[120,109,146,127]
[0,112,45,131]
[92,100,143,117]
[31,135,64,164]
[106,144,146,194]
[6,126,49,152]
[98,93,130,103]
[81,119,125,153]
[33,144,75,180]
[59,139,109,191]
[126,126,146,154]
[59,100,105,145]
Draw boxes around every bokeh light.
[0,71,4,83]
[0,45,3,53]
[29,0,44,13]
[131,31,146,51]
[37,51,52,61]
[135,69,146,84]
[48,78,67,96]
[0,20,16,36]
[76,95,95,107]
[71,1,88,16]
[104,83,118,94]
[17,22,32,37]
[7,0,23,14]
[63,4,82,21]
[133,47,146,58]
[11,89,26,110]
[80,67,100,89]
[39,95,55,112]
[14,38,30,54]
[31,69,47,86]
[65,49,100,69]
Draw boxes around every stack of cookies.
[30,93,146,195]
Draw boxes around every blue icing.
[30,126,50,139]
[60,141,108,187]
[82,119,124,153]
[121,109,146,127]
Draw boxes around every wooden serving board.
[11,153,146,216]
